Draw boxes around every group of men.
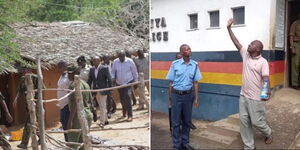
[55,50,149,148]
[166,18,273,150]
[0,49,148,149]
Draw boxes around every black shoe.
[93,113,97,122]
[190,123,197,130]
[105,121,109,125]
[292,86,300,90]
[183,144,195,150]
[17,143,27,149]
[107,113,111,119]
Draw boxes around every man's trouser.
[292,42,300,86]
[0,129,11,150]
[21,103,40,146]
[118,85,133,118]
[106,93,116,114]
[239,95,272,150]
[67,108,92,150]
[96,92,108,124]
[171,92,193,149]
[60,105,70,141]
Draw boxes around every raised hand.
[227,18,234,28]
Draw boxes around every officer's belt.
[173,89,192,95]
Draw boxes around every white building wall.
[150,0,273,53]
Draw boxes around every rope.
[42,89,75,103]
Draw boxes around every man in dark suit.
[87,56,112,128]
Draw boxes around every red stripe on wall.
[151,61,284,74]
[269,61,284,74]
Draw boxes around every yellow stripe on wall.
[151,70,284,88]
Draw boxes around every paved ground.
[151,88,300,149]
[7,103,150,150]
[151,111,211,149]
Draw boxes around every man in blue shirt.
[112,50,138,122]
[166,44,202,150]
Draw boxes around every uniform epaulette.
[172,59,181,64]
[190,59,198,65]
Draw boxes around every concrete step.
[192,130,236,148]
[227,114,240,126]
[207,119,240,137]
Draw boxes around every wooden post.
[138,73,149,109]
[25,74,39,150]
[74,75,92,150]
[36,57,47,150]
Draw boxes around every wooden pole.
[138,73,149,109]
[25,74,39,150]
[36,57,47,150]
[74,75,92,150]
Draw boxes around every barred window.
[232,7,245,25]
[209,11,219,27]
[188,13,198,29]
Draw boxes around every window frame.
[208,10,220,28]
[187,13,199,31]
[231,6,245,26]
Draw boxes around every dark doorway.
[287,0,300,87]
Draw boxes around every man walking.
[67,66,92,150]
[289,12,300,89]
[133,49,149,110]
[77,55,91,82]
[111,50,138,122]
[227,18,272,149]
[57,61,71,141]
[101,54,116,118]
[87,56,112,128]
[166,44,202,150]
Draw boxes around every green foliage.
[28,0,80,22]
[0,0,35,73]
[0,0,149,73]
[0,24,34,74]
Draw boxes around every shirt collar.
[118,57,130,63]
[252,54,261,59]
[179,58,193,65]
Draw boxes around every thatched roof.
[12,21,147,66]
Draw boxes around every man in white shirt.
[77,55,91,82]
[111,51,138,122]
[56,60,71,141]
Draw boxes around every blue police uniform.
[166,58,202,149]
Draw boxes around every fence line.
[46,125,149,133]
[42,90,75,103]
[26,58,149,149]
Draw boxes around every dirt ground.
[151,88,300,149]
[6,103,149,150]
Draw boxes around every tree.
[0,0,34,74]
[80,0,149,40]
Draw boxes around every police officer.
[66,66,93,150]
[166,44,202,150]
[13,67,39,149]
[0,92,13,150]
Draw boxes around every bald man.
[111,51,138,122]
[87,56,112,128]
[227,18,272,149]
